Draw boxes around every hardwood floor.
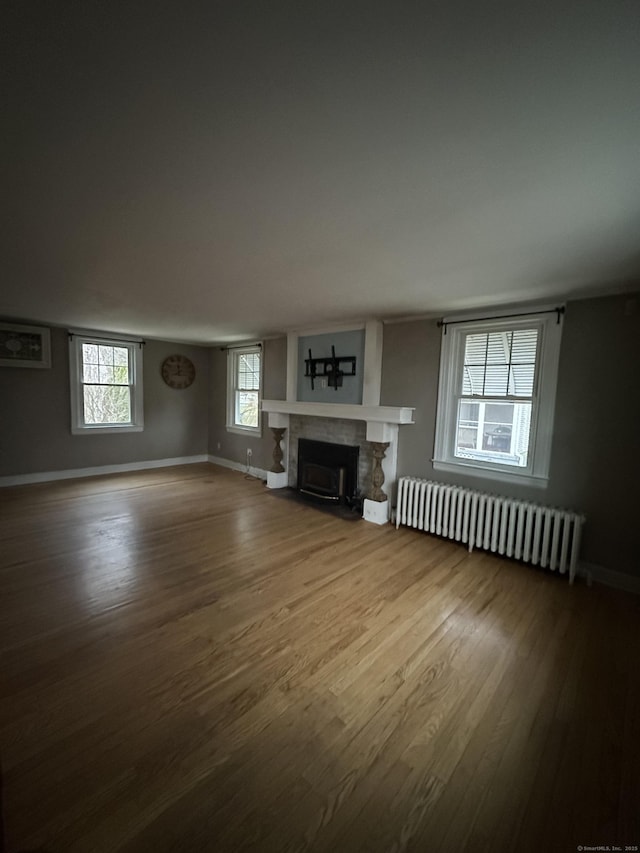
[1,463,639,852]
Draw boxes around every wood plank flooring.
[1,463,639,852]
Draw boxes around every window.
[227,345,262,435]
[433,310,563,486]
[69,332,144,434]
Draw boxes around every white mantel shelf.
[261,400,415,425]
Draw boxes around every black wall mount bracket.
[304,346,357,390]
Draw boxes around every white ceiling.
[4,1,640,344]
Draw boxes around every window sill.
[226,424,262,437]
[433,459,549,489]
[71,424,144,435]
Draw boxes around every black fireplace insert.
[297,438,359,505]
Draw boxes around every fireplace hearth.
[297,438,359,505]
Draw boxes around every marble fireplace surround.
[261,321,415,525]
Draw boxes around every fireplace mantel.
[261,399,414,426]
[262,322,414,526]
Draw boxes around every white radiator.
[395,477,585,584]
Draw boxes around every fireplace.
[297,438,359,505]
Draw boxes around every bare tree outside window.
[237,390,259,427]
[69,334,143,434]
[82,344,132,424]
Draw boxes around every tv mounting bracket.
[304,346,357,390]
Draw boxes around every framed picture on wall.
[0,322,52,368]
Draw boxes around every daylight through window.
[81,343,132,425]
[455,328,538,468]
[69,333,144,433]
[433,310,563,486]
[227,345,262,434]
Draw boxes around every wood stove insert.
[297,438,359,505]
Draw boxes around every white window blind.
[237,352,260,392]
[462,329,538,398]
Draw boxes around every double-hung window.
[433,309,563,487]
[69,332,144,434]
[226,344,262,435]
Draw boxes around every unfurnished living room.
[1,2,639,852]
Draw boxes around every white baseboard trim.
[0,455,209,487]
[577,562,640,595]
[207,455,268,482]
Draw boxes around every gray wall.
[3,296,638,581]
[0,326,210,476]
[208,337,287,472]
[380,292,640,579]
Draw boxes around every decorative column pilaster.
[368,441,390,501]
[266,415,289,489]
[363,440,391,524]
[270,427,286,473]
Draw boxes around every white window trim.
[433,309,563,488]
[226,344,263,436]
[69,331,144,435]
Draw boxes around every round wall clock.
[161,354,196,389]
